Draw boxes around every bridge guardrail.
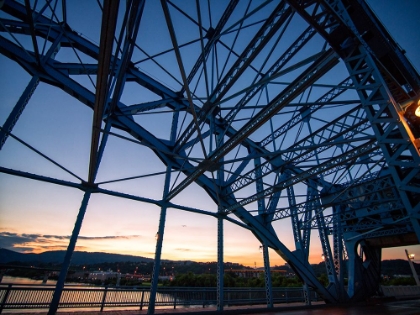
[0,284,318,313]
[381,285,420,298]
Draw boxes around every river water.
[2,276,57,285]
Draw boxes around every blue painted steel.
[0,75,38,150]
[217,215,224,311]
[262,244,273,308]
[342,46,420,241]
[48,192,91,315]
[255,156,266,214]
[286,172,303,253]
[148,203,167,314]
[148,107,178,314]
[148,130,176,315]
[1,1,419,311]
[217,130,225,312]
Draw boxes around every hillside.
[0,248,153,265]
[1,248,418,276]
[381,259,420,276]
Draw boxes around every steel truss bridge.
[0,0,419,314]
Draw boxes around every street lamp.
[400,98,420,139]
[405,249,420,286]
[401,98,420,116]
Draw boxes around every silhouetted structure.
[0,1,419,314]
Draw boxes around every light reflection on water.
[2,276,57,285]
[1,276,100,313]
[1,276,90,287]
[1,276,194,313]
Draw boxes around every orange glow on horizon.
[17,244,328,267]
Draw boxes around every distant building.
[125,273,145,281]
[71,271,89,279]
[393,274,412,278]
[88,270,119,281]
[228,269,286,278]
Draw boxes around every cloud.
[175,248,191,252]
[78,235,141,240]
[0,232,38,249]
[0,232,143,253]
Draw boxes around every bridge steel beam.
[0,75,39,150]
[343,45,420,240]
[217,214,224,312]
[166,49,339,202]
[175,1,292,149]
[1,1,420,310]
[48,192,91,315]
[284,0,420,239]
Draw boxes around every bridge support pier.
[345,235,381,301]
[42,272,49,284]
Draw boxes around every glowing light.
[415,100,420,117]
[409,253,415,260]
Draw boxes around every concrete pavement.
[11,298,420,315]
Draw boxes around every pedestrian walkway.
[5,301,326,315]
[11,299,420,315]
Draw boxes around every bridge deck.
[12,299,420,315]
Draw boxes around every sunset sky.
[0,0,419,268]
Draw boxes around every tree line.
[167,271,305,287]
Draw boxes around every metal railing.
[0,283,318,313]
[381,285,420,298]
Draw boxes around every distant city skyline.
[1,0,420,268]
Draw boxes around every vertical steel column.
[332,205,347,300]
[302,283,311,306]
[286,173,311,304]
[48,191,91,314]
[302,186,313,258]
[316,209,337,287]
[286,172,303,253]
[217,126,225,312]
[254,156,265,214]
[254,156,273,308]
[262,244,273,308]
[148,203,168,314]
[148,175,171,315]
[311,185,339,300]
[148,105,179,315]
[217,213,224,311]
[0,75,39,150]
